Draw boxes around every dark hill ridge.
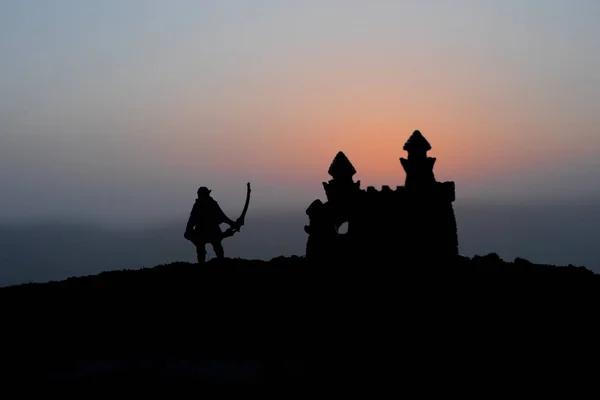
[1,254,599,386]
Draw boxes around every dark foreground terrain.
[1,253,599,388]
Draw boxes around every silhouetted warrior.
[184,187,240,263]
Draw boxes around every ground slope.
[1,254,598,386]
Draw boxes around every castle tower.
[323,151,361,204]
[400,130,437,190]
[328,151,356,180]
[320,151,362,240]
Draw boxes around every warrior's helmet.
[197,186,212,197]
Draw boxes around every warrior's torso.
[190,197,227,229]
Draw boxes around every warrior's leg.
[196,244,207,264]
[212,240,225,259]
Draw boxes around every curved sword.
[222,182,251,238]
[235,182,251,231]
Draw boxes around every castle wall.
[350,182,457,261]
[305,181,458,263]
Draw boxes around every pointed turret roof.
[403,130,432,152]
[328,151,356,178]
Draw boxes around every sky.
[0,0,599,230]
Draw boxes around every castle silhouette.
[304,130,459,262]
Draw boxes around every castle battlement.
[305,130,459,263]
[355,181,455,201]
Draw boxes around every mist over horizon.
[1,197,599,287]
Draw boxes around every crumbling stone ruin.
[304,130,459,263]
